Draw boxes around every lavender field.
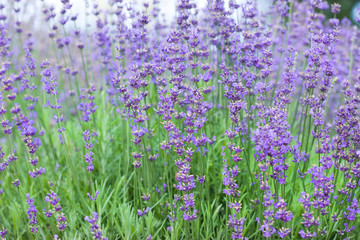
[1,0,360,239]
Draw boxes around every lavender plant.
[0,0,360,239]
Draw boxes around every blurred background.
[43,0,360,25]
[323,0,360,22]
[3,0,360,31]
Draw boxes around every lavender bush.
[0,0,360,239]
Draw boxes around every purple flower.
[331,3,341,14]
[83,130,96,172]
[183,209,198,221]
[77,85,98,122]
[344,198,360,222]
[278,228,291,238]
[28,167,46,178]
[197,175,205,183]
[141,193,151,201]
[0,228,7,239]
[132,161,142,168]
[84,212,108,240]
[299,229,316,239]
[45,190,61,211]
[12,179,20,187]
[274,208,294,222]
[228,201,242,213]
[87,191,99,201]
[56,213,67,231]
[137,207,150,217]
[44,208,53,218]
[26,193,39,233]
[259,220,276,238]
[228,214,246,239]
[41,66,58,96]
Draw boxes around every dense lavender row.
[1,0,360,239]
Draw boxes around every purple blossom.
[278,227,291,239]
[26,193,39,233]
[137,207,150,217]
[299,229,316,239]
[141,193,150,201]
[28,167,46,178]
[228,214,246,239]
[0,228,7,239]
[87,191,99,201]
[12,179,20,187]
[84,212,108,240]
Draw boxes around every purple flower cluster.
[84,212,108,240]
[41,61,65,144]
[0,228,7,240]
[26,193,39,233]
[44,190,67,231]
[28,167,46,178]
[83,130,97,172]
[78,85,98,122]
[137,207,150,217]
[181,193,198,221]
[87,191,99,201]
